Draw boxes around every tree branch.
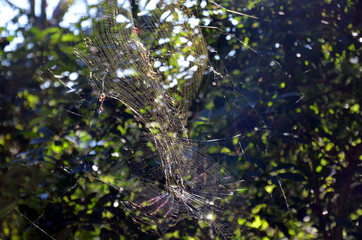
[4,0,19,9]
[41,0,47,22]
[4,0,26,14]
[29,0,35,24]
[51,0,76,26]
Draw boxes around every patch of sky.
[228,50,236,57]
[119,0,131,9]
[159,38,170,45]
[116,14,130,23]
[141,0,158,11]
[188,17,200,28]
[184,0,197,8]
[160,10,173,22]
[229,17,239,26]
[159,66,169,72]
[173,25,182,34]
[4,31,24,52]
[60,0,99,28]
[117,68,137,78]
[81,19,92,29]
[153,60,162,68]
[177,56,190,68]
[69,72,79,81]
[180,37,188,43]
[186,55,195,62]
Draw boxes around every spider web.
[73,0,251,237]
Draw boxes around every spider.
[98,93,105,103]
[98,93,105,113]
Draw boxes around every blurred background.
[0,0,361,239]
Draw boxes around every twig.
[211,1,259,19]
[15,209,56,240]
[51,0,76,26]
[4,0,20,9]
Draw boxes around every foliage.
[1,0,361,239]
